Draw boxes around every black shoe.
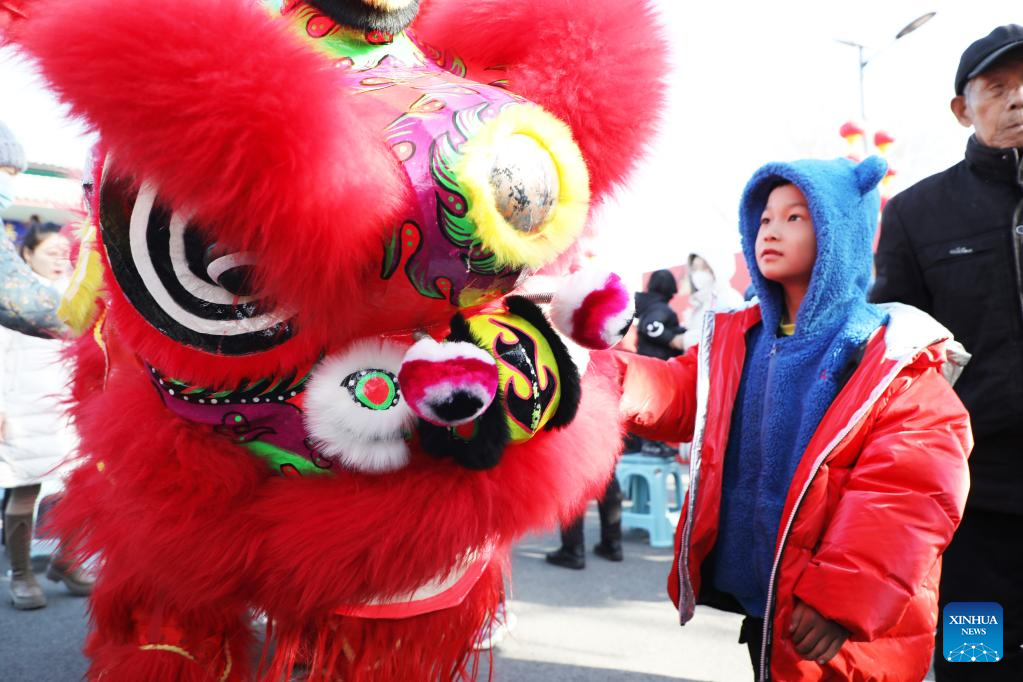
[545,546,585,570]
[593,541,623,562]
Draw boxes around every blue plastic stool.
[615,453,688,548]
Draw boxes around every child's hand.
[789,599,850,665]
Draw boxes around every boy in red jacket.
[615,156,972,680]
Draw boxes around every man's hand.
[789,599,849,665]
[669,334,687,351]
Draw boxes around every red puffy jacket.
[616,303,972,681]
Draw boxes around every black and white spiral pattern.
[100,173,295,355]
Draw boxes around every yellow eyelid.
[454,104,590,269]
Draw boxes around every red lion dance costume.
[2,0,667,679]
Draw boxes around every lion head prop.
[2,0,667,678]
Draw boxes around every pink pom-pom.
[398,338,498,426]
[550,270,634,350]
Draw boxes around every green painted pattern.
[262,0,423,70]
[381,225,403,279]
[261,377,284,395]
[244,441,331,476]
[431,131,502,276]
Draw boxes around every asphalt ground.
[2,503,943,681]
[0,506,754,682]
[478,518,751,681]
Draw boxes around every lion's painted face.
[91,2,590,430]
[305,0,421,33]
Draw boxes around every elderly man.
[871,25,1023,681]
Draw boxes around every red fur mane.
[8,0,410,382]
[414,0,669,203]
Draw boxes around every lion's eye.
[304,339,414,474]
[99,173,295,355]
[453,105,590,271]
[342,369,402,411]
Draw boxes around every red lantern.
[874,130,896,154]
[840,121,865,141]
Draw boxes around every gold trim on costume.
[138,643,197,662]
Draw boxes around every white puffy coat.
[0,279,77,488]
[681,248,746,349]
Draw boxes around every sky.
[1,0,1019,285]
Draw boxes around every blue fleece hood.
[711,156,890,618]
[738,155,887,335]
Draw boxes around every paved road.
[0,508,943,681]
[479,519,750,682]
[0,506,753,682]
[0,562,90,681]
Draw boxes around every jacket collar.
[965,135,1023,185]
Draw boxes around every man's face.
[308,0,420,34]
[952,52,1023,149]
[755,184,817,289]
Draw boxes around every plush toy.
[2,0,665,679]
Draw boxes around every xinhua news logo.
[943,602,1002,663]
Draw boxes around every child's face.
[755,184,817,288]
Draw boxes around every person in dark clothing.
[545,271,686,569]
[634,269,686,360]
[544,476,623,570]
[630,269,685,457]
[870,25,1023,682]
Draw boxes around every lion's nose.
[430,390,487,424]
[398,337,498,428]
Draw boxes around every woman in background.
[681,249,745,349]
[1,223,92,610]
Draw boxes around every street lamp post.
[838,12,936,121]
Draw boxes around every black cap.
[955,24,1023,95]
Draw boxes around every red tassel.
[263,563,502,681]
[89,644,219,682]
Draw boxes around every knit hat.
[0,121,27,173]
